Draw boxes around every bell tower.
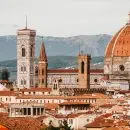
[38,41,48,87]
[78,54,91,88]
[17,28,36,88]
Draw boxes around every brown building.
[78,54,91,88]
[38,42,48,88]
[37,40,104,89]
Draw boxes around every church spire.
[39,40,47,62]
[38,39,48,88]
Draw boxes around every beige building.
[9,101,44,117]
[37,42,104,89]
[17,28,36,88]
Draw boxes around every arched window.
[55,84,57,90]
[22,48,26,57]
[24,66,26,71]
[77,79,79,82]
[21,66,23,71]
[30,79,33,85]
[42,69,44,75]
[59,79,62,83]
[35,67,38,76]
[119,65,125,71]
[24,80,26,85]
[81,61,84,74]
[54,84,55,89]
[42,79,44,84]
[30,46,33,57]
[94,79,98,83]
[21,80,23,85]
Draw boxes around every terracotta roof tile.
[44,103,58,110]
[67,113,81,118]
[100,104,115,108]
[0,116,42,130]
[20,87,51,92]
[47,69,78,73]
[59,101,90,106]
[16,93,109,99]
[47,69,103,74]
[0,91,16,96]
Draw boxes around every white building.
[17,28,36,88]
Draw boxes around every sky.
[0,0,130,37]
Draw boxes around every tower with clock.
[17,28,36,88]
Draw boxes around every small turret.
[39,42,47,62]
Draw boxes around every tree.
[44,120,73,130]
[46,120,59,130]
[1,69,10,80]
[59,120,73,130]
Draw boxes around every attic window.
[119,65,125,71]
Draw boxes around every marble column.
[31,107,33,116]
[26,108,28,115]
[36,108,37,116]
[14,108,16,117]
[9,108,11,117]
[40,108,41,115]
[21,108,24,115]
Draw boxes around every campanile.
[17,28,36,88]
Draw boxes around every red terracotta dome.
[105,14,130,57]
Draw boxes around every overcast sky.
[0,0,130,36]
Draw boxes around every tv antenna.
[25,15,28,29]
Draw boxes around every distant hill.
[0,34,109,80]
[0,34,111,61]
[0,56,104,80]
[0,56,104,69]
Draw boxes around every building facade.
[104,14,130,81]
[37,41,103,89]
[17,28,36,88]
[78,54,91,88]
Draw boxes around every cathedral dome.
[105,15,130,58]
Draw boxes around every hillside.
[0,56,104,80]
[0,34,111,61]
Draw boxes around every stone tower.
[17,28,36,88]
[38,41,48,87]
[78,54,91,88]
